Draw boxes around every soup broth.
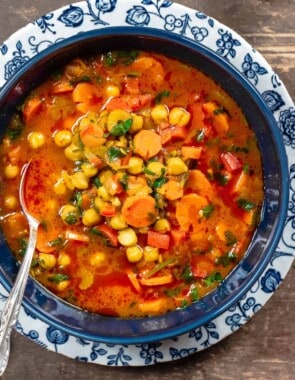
[0,51,263,317]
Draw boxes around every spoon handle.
[0,220,38,375]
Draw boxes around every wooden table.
[0,1,294,379]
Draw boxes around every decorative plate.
[0,0,294,366]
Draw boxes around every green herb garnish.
[107,146,127,162]
[155,90,170,104]
[48,274,69,284]
[6,113,24,140]
[110,119,133,136]
[224,230,237,247]
[237,198,255,212]
[180,265,195,284]
[145,258,175,279]
[216,251,237,267]
[202,204,215,219]
[203,272,222,286]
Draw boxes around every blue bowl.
[0,27,289,344]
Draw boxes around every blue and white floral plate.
[0,0,294,366]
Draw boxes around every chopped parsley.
[203,272,222,286]
[202,204,215,219]
[155,90,170,104]
[6,113,24,140]
[224,230,237,247]
[48,274,69,284]
[237,198,255,212]
[110,119,133,136]
[107,146,127,162]
[216,251,238,267]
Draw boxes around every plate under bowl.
[0,27,289,344]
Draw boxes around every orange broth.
[0,51,264,317]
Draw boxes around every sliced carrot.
[138,298,166,315]
[147,230,170,250]
[79,124,106,147]
[133,129,162,158]
[63,115,81,129]
[72,82,98,103]
[171,229,186,246]
[139,274,173,286]
[202,101,229,134]
[175,193,208,232]
[36,225,61,253]
[186,169,214,197]
[105,94,152,112]
[164,179,183,201]
[121,195,158,228]
[126,268,142,293]
[242,209,256,226]
[51,81,74,94]
[23,98,42,123]
[231,171,248,194]
[181,146,203,160]
[65,230,90,243]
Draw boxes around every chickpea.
[126,245,143,263]
[4,194,18,209]
[107,109,131,133]
[105,84,120,97]
[70,171,89,190]
[97,185,113,201]
[129,114,143,133]
[111,197,121,207]
[99,169,113,184]
[28,132,45,149]
[55,280,70,292]
[60,204,80,225]
[169,107,191,127]
[166,157,188,175]
[81,162,99,178]
[54,130,72,147]
[4,163,19,179]
[94,196,106,211]
[154,218,171,232]
[143,246,159,262]
[89,251,107,267]
[151,104,169,124]
[64,143,84,161]
[127,156,144,174]
[82,208,102,227]
[146,161,166,178]
[58,252,71,267]
[110,214,127,230]
[118,228,138,247]
[39,253,57,270]
[53,179,68,196]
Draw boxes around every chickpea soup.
[0,50,264,318]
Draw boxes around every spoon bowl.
[0,162,39,375]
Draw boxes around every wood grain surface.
[0,1,294,379]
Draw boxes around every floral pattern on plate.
[0,0,294,366]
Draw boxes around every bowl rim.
[0,26,290,344]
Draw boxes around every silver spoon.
[0,162,39,375]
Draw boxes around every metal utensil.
[0,162,39,375]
